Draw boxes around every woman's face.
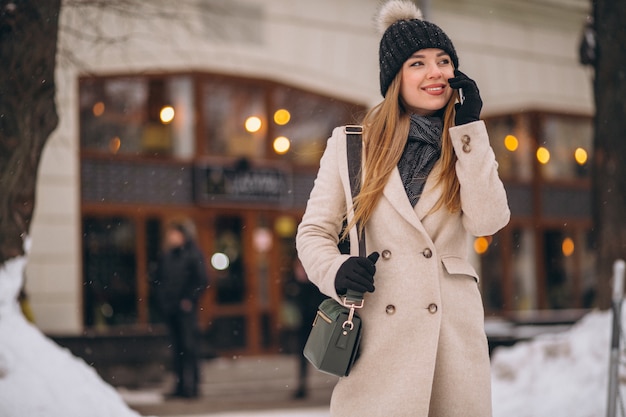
[400,48,455,116]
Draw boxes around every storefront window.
[202,80,266,159]
[482,225,595,312]
[270,86,364,165]
[80,75,195,158]
[487,115,534,182]
[580,230,597,308]
[212,215,246,304]
[478,234,504,312]
[208,214,247,350]
[543,228,596,309]
[543,229,574,309]
[81,73,364,164]
[200,78,365,163]
[538,115,592,181]
[512,227,537,310]
[83,217,137,327]
[146,218,164,324]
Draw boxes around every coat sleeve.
[296,127,352,301]
[450,120,510,237]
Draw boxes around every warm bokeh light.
[504,134,519,152]
[109,136,121,154]
[474,236,490,254]
[211,252,230,270]
[273,136,291,154]
[574,147,588,165]
[274,109,291,125]
[274,215,297,237]
[536,147,550,164]
[562,237,575,257]
[245,116,262,133]
[159,106,175,124]
[253,228,273,253]
[92,101,105,117]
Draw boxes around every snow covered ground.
[1,249,625,417]
[491,310,621,417]
[0,252,141,417]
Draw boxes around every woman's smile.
[422,83,447,95]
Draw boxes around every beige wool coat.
[296,120,510,417]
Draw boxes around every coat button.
[461,135,471,153]
[423,248,432,258]
[385,305,396,315]
[428,303,438,314]
[381,249,392,260]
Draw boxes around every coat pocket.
[441,255,480,283]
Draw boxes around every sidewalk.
[121,355,336,417]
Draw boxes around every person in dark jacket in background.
[153,220,209,399]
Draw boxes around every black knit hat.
[377,0,459,97]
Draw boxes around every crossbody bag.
[303,125,365,377]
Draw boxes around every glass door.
[201,210,285,355]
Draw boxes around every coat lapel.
[382,168,422,230]
[382,161,443,231]
[414,161,443,220]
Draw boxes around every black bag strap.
[344,125,366,305]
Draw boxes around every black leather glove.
[448,70,482,125]
[334,252,380,295]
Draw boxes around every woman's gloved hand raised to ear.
[335,252,380,295]
[448,70,482,125]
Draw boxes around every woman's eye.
[438,58,451,65]
[410,61,424,67]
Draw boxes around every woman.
[295,1,510,416]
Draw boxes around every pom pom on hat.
[375,0,423,34]
[377,0,458,97]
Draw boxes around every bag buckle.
[343,125,363,134]
[341,297,364,332]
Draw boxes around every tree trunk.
[592,0,626,307]
[0,0,60,265]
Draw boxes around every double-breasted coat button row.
[381,248,435,315]
[384,304,437,315]
[461,134,472,153]
[382,249,432,259]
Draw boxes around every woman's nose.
[426,64,443,79]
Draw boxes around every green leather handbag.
[303,125,365,377]
[303,293,363,377]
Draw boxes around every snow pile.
[0,253,143,417]
[491,309,619,417]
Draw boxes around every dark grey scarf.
[397,114,443,207]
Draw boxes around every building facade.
[27,0,593,355]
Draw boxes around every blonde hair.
[344,71,461,238]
